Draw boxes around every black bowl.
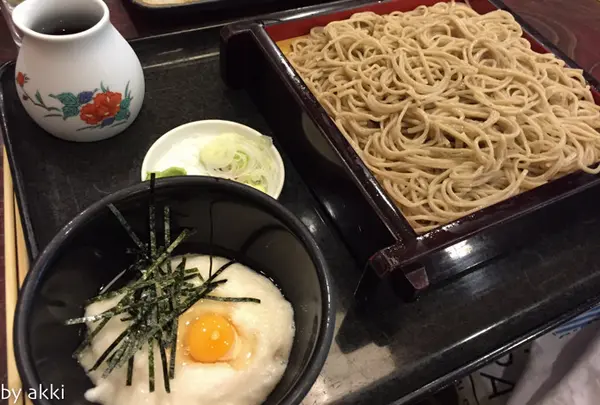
[14,177,335,405]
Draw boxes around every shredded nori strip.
[108,204,147,256]
[164,206,171,247]
[203,296,261,304]
[206,260,236,284]
[126,357,134,386]
[158,343,171,393]
[67,175,259,392]
[149,176,157,258]
[168,259,186,380]
[148,338,155,392]
[208,201,215,278]
[67,296,174,325]
[88,329,129,371]
[87,268,200,305]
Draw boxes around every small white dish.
[141,120,285,199]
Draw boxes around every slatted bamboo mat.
[4,149,32,405]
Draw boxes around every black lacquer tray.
[6,10,600,405]
[220,0,600,300]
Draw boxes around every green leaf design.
[62,105,79,119]
[120,98,131,111]
[34,90,44,105]
[100,82,107,93]
[50,92,79,107]
[115,109,129,122]
[124,81,130,99]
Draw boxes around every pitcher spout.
[12,0,109,39]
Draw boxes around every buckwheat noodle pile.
[287,1,600,233]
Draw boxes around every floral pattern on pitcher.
[16,72,133,131]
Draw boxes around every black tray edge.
[0,61,39,260]
[397,294,600,404]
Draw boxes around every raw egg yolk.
[186,313,236,363]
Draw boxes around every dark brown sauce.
[32,17,99,35]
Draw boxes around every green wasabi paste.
[146,167,187,180]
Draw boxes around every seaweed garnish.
[208,200,215,278]
[67,173,260,393]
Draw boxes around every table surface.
[1,0,600,404]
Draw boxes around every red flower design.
[79,91,122,125]
[16,72,28,87]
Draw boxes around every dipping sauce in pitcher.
[32,17,99,35]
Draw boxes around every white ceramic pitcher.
[12,0,145,142]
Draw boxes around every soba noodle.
[287,1,600,233]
